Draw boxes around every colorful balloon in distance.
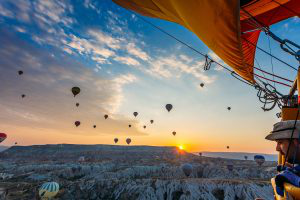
[0,133,7,143]
[76,103,79,107]
[172,131,176,136]
[39,182,59,199]
[227,164,234,171]
[150,120,154,124]
[181,163,193,177]
[227,107,231,111]
[93,125,96,128]
[14,142,17,145]
[114,138,118,144]
[126,138,131,145]
[244,155,248,160]
[18,70,23,75]
[71,87,80,97]
[226,146,230,149]
[75,121,80,127]
[104,114,108,119]
[21,94,26,98]
[165,104,173,112]
[254,155,265,166]
[143,125,146,129]
[133,112,138,117]
[199,152,202,156]
[200,83,204,87]
[128,124,131,128]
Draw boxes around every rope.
[268,35,276,88]
[254,67,293,83]
[242,37,297,71]
[126,10,288,111]
[240,8,298,71]
[254,74,292,87]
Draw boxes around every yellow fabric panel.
[113,0,254,83]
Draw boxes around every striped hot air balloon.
[39,182,59,199]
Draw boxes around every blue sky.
[0,0,299,153]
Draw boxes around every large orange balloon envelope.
[113,0,300,83]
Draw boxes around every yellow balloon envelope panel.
[39,182,59,199]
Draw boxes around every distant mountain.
[195,151,277,161]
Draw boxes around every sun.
[179,145,184,150]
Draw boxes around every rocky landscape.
[0,144,277,200]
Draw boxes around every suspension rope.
[241,8,299,70]
[242,37,297,71]
[254,67,293,83]
[268,35,276,88]
[126,10,287,112]
[254,74,292,87]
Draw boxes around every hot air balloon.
[104,114,108,119]
[200,83,204,87]
[71,87,80,97]
[181,163,193,177]
[114,138,119,143]
[165,104,173,112]
[76,103,79,107]
[227,107,231,111]
[150,120,154,124]
[0,133,7,143]
[18,70,23,75]
[126,138,131,145]
[227,146,230,149]
[75,121,80,127]
[14,142,17,145]
[109,1,300,199]
[199,152,202,156]
[172,131,176,136]
[39,182,59,199]
[227,164,234,171]
[254,155,265,166]
[112,0,300,84]
[143,125,146,129]
[244,155,248,160]
[21,94,26,98]
[128,124,131,128]
[93,125,96,128]
[133,112,138,117]
[78,156,85,162]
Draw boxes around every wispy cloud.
[145,54,215,83]
[0,30,143,136]
[114,56,140,66]
[126,43,149,61]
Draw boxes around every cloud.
[126,43,149,61]
[33,0,74,27]
[83,0,100,14]
[0,3,14,18]
[114,56,140,66]
[146,54,215,83]
[67,34,115,59]
[0,30,144,136]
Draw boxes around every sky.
[0,0,299,154]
